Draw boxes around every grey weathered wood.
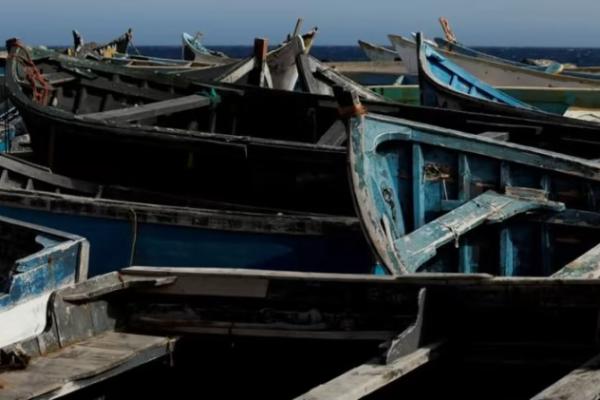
[297,54,329,95]
[0,332,175,400]
[531,352,600,400]
[479,131,511,141]
[79,94,211,123]
[217,59,256,83]
[317,120,347,146]
[295,342,443,400]
[552,242,600,279]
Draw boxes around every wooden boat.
[389,33,600,88]
[370,83,600,116]
[344,93,600,277]
[417,34,600,124]
[69,28,133,58]
[0,214,88,348]
[358,40,400,62]
[0,187,373,277]
[0,152,373,277]
[181,32,234,64]
[4,39,388,215]
[8,265,600,398]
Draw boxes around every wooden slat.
[0,332,175,400]
[79,94,211,123]
[295,342,443,400]
[317,120,346,146]
[479,131,511,141]
[80,78,173,102]
[531,352,600,400]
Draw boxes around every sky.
[1,0,600,47]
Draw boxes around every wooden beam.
[248,38,269,86]
[78,94,211,123]
[479,131,511,141]
[317,120,346,146]
[532,352,600,400]
[295,342,443,400]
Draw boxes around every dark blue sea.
[134,45,600,66]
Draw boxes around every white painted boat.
[358,40,399,62]
[388,34,600,88]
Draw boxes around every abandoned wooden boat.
[7,265,600,399]
[0,188,373,277]
[69,28,133,58]
[344,93,600,277]
[389,33,600,88]
[181,32,233,64]
[0,214,88,348]
[417,34,600,124]
[4,39,388,214]
[358,40,400,62]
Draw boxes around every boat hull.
[0,190,373,277]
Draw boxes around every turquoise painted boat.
[344,95,600,277]
[0,214,88,347]
[181,32,233,64]
[417,34,600,125]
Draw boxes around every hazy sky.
[2,0,600,46]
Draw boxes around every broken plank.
[531,352,600,400]
[78,94,211,123]
[295,342,443,400]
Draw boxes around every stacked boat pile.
[2,19,600,399]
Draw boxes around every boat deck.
[0,332,174,400]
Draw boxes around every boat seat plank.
[395,191,564,273]
[0,332,174,399]
[78,94,211,123]
[317,120,347,146]
[295,342,442,400]
[531,352,600,400]
[479,131,511,141]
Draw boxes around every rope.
[9,41,52,105]
[128,208,138,266]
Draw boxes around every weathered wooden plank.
[479,131,511,141]
[531,352,600,400]
[0,332,175,400]
[317,120,346,146]
[79,77,173,102]
[295,342,443,400]
[552,242,600,279]
[79,94,211,123]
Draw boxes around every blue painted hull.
[0,214,87,310]
[0,193,374,277]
